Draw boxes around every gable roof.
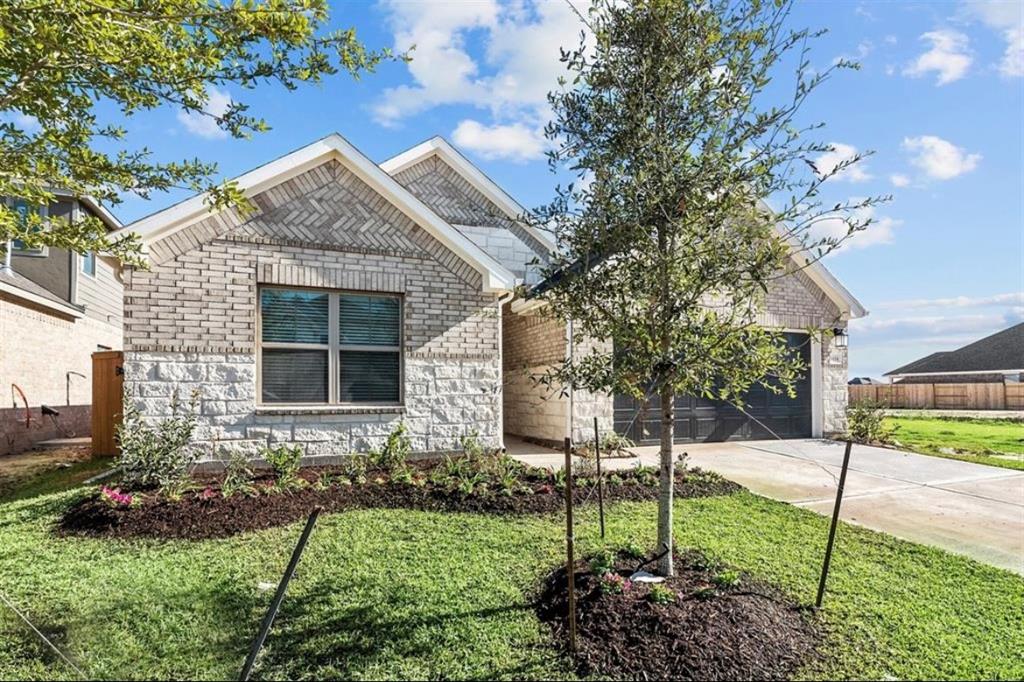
[885,323,1024,376]
[114,134,517,293]
[380,136,557,253]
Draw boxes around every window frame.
[80,250,97,277]
[5,198,49,257]
[256,285,404,407]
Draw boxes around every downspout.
[3,241,11,271]
[496,290,516,451]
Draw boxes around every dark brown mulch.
[56,463,742,541]
[535,551,820,681]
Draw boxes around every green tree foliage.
[534,0,887,575]
[0,0,394,264]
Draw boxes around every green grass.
[0,491,1021,680]
[886,416,1024,471]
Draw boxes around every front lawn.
[885,416,1024,471]
[0,491,1021,680]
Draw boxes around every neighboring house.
[0,193,124,455]
[848,377,883,385]
[116,133,864,461]
[885,323,1024,384]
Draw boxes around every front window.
[259,287,402,405]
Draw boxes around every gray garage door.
[613,332,812,444]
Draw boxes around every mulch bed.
[535,550,820,680]
[56,462,742,541]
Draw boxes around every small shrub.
[118,389,200,492]
[491,455,523,492]
[607,473,624,487]
[369,422,411,472]
[313,471,335,491]
[221,451,256,498]
[579,432,635,459]
[847,400,898,444]
[589,548,617,576]
[712,569,741,589]
[391,466,414,485]
[647,583,675,605]
[599,572,630,595]
[633,463,659,487]
[460,430,489,460]
[550,466,568,491]
[262,444,303,489]
[341,454,368,484]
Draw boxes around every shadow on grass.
[249,580,554,680]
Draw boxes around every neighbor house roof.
[885,323,1024,377]
[114,134,517,293]
[0,267,84,318]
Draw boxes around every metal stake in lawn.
[815,441,853,609]
[563,436,577,656]
[594,416,605,538]
[239,507,322,681]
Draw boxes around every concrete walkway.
[508,436,1024,574]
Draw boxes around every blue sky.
[107,1,1022,380]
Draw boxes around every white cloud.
[809,204,901,252]
[176,86,232,139]
[451,119,546,162]
[373,1,590,159]
[903,29,973,84]
[814,142,872,182]
[964,0,1024,77]
[890,173,910,187]
[902,135,981,180]
[834,40,873,65]
[876,291,1024,309]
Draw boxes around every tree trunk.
[656,381,675,576]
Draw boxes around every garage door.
[613,332,812,444]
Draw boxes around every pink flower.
[100,486,134,508]
[199,486,217,501]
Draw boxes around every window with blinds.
[259,287,402,405]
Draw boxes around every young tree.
[534,0,886,575]
[0,0,394,265]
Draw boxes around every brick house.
[116,134,864,461]
[1,194,123,455]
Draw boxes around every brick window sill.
[255,405,406,416]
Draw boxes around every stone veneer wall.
[122,159,502,460]
[822,330,848,435]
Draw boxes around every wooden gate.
[92,350,124,456]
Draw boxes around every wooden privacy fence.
[92,350,124,456]
[849,382,1024,411]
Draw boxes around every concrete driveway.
[509,436,1024,574]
